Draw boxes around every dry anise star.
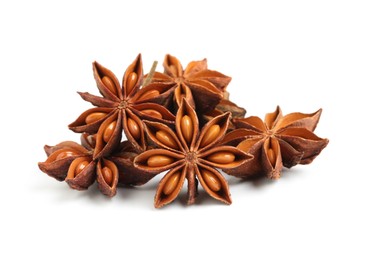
[145,54,231,112]
[38,134,121,196]
[134,99,252,208]
[69,54,175,157]
[223,106,329,179]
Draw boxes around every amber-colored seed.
[102,76,117,95]
[200,124,220,148]
[207,152,235,164]
[147,155,174,167]
[181,115,193,144]
[156,130,178,149]
[127,118,141,140]
[85,112,107,124]
[126,72,138,95]
[202,169,221,192]
[75,160,89,177]
[56,150,77,160]
[103,121,117,143]
[163,172,181,195]
[267,148,276,166]
[138,89,160,101]
[102,166,113,186]
[141,109,163,119]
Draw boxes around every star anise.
[134,99,252,208]
[39,134,119,196]
[145,54,232,112]
[223,106,329,179]
[69,54,175,156]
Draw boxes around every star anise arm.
[130,82,176,108]
[154,164,187,208]
[274,108,323,132]
[96,159,119,197]
[143,120,185,152]
[163,54,184,77]
[93,111,122,159]
[77,92,117,108]
[199,146,252,170]
[183,58,208,77]
[69,107,114,134]
[195,163,232,205]
[278,128,329,164]
[262,138,283,179]
[131,103,175,125]
[93,61,122,101]
[264,106,282,130]
[133,149,184,174]
[65,157,96,190]
[123,54,143,99]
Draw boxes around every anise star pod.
[223,106,329,179]
[38,134,134,197]
[134,99,253,208]
[145,54,231,112]
[69,54,175,156]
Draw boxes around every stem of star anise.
[142,60,158,87]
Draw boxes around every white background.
[1,0,368,259]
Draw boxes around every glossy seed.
[101,166,113,186]
[103,121,117,143]
[141,109,163,119]
[74,160,89,177]
[56,150,77,160]
[202,169,221,192]
[147,155,174,167]
[267,148,276,166]
[127,118,141,140]
[138,89,160,101]
[200,124,220,148]
[126,72,138,95]
[156,130,178,149]
[163,172,181,195]
[102,76,117,95]
[85,112,107,124]
[207,152,235,164]
[181,115,193,144]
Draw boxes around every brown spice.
[134,98,252,208]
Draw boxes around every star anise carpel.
[223,106,329,179]
[69,54,175,156]
[134,99,252,208]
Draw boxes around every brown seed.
[202,169,221,192]
[267,148,276,166]
[181,115,193,144]
[200,124,220,148]
[126,72,138,95]
[101,166,113,186]
[147,155,174,167]
[163,172,181,195]
[207,152,235,164]
[103,121,117,143]
[56,150,77,160]
[85,112,107,124]
[138,89,160,101]
[141,109,163,119]
[102,76,117,95]
[74,160,89,177]
[127,118,141,140]
[156,130,178,149]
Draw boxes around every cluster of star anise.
[38,54,329,208]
